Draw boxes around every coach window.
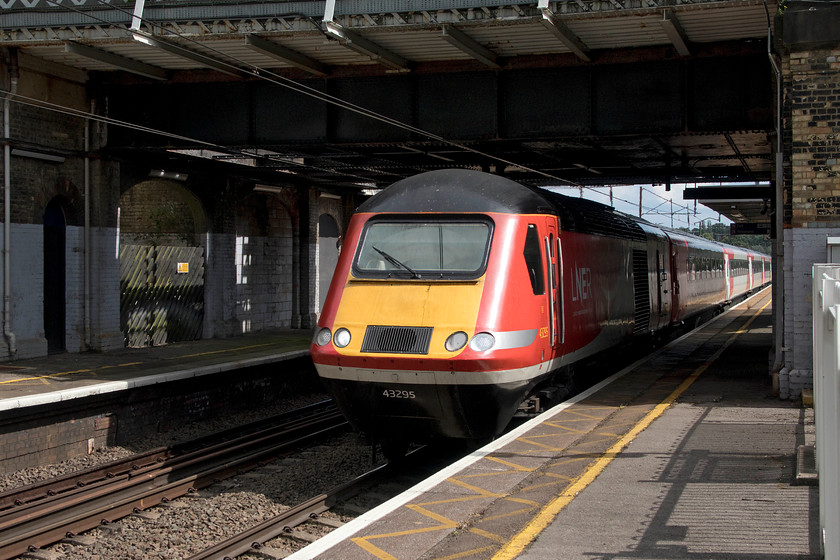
[524,224,545,295]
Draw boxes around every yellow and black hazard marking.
[340,295,771,560]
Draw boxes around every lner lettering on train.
[571,265,591,302]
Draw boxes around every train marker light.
[469,332,496,352]
[314,328,332,347]
[445,331,468,352]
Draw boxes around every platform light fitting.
[149,169,188,181]
[254,185,287,194]
[11,149,65,163]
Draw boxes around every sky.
[544,182,731,231]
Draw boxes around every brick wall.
[780,44,840,398]
[0,356,321,473]
[6,224,47,359]
[0,413,116,472]
[0,59,123,360]
[119,179,205,247]
[204,232,237,338]
[787,49,840,228]
[66,225,85,352]
[89,227,124,352]
[0,55,353,359]
[235,192,295,332]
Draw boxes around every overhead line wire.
[52,0,583,186]
[29,0,696,207]
[0,89,389,185]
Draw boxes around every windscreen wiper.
[372,246,420,278]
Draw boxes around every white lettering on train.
[571,265,591,302]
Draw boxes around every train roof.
[358,169,647,241]
[357,169,554,215]
[539,189,648,242]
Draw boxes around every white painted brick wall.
[204,232,237,339]
[90,227,124,352]
[5,224,47,359]
[65,226,85,352]
[780,227,840,398]
[235,233,294,332]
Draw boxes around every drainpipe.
[3,50,18,358]
[84,103,91,350]
[767,27,784,374]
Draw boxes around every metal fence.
[811,263,840,559]
[120,244,205,348]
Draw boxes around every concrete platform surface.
[287,288,821,560]
[0,329,312,411]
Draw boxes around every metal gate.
[120,244,205,348]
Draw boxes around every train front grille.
[361,326,433,354]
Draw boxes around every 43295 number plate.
[382,389,416,399]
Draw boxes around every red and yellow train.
[311,170,770,456]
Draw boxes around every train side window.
[524,225,545,295]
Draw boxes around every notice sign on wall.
[177,262,189,274]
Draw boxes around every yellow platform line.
[492,300,770,560]
[0,339,283,388]
[174,342,276,359]
[0,362,143,386]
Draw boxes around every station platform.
[0,329,318,472]
[0,329,312,412]
[288,287,822,560]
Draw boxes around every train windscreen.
[353,217,492,280]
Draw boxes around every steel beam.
[440,24,499,68]
[683,185,772,200]
[323,22,411,71]
[65,42,167,81]
[131,31,243,77]
[537,1,591,63]
[245,34,329,77]
[659,10,691,56]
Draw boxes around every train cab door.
[724,253,732,300]
[544,219,563,348]
[655,249,670,321]
[748,255,754,291]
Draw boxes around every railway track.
[0,400,347,560]
[187,462,390,560]
[187,445,454,560]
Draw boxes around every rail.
[0,401,347,560]
[811,263,840,559]
[186,463,392,560]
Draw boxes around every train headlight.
[314,328,332,347]
[333,328,352,348]
[445,331,468,352]
[469,332,495,352]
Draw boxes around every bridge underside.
[105,46,773,191]
[1,0,778,196]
